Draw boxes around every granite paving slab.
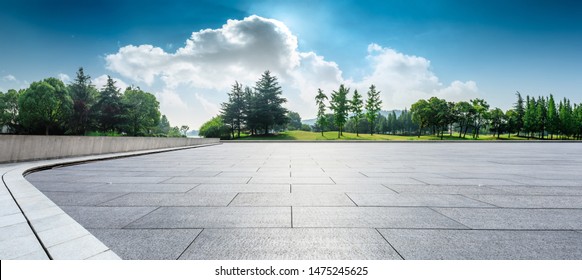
[60,206,157,229]
[101,192,237,207]
[179,228,402,260]
[293,207,468,228]
[91,229,203,260]
[433,208,582,230]
[347,193,494,207]
[465,194,582,208]
[229,193,356,206]
[125,207,291,228]
[379,229,582,259]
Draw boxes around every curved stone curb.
[0,143,220,260]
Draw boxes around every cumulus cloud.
[349,43,478,109]
[105,15,477,126]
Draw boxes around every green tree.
[69,67,98,135]
[411,99,430,138]
[94,75,124,133]
[365,84,382,135]
[471,98,490,138]
[524,96,537,138]
[559,98,575,138]
[254,71,288,134]
[180,125,190,136]
[536,96,547,138]
[547,94,559,139]
[286,111,302,130]
[315,89,328,136]
[121,87,161,136]
[18,78,72,135]
[199,116,231,140]
[157,115,171,134]
[514,92,525,137]
[505,109,518,138]
[574,104,582,140]
[220,81,246,138]
[243,86,259,135]
[0,89,22,133]
[427,97,449,139]
[489,107,505,139]
[349,89,364,136]
[454,101,474,138]
[329,84,350,138]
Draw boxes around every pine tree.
[329,84,349,138]
[350,89,364,136]
[523,95,536,138]
[243,86,259,135]
[547,94,558,139]
[254,71,287,134]
[69,67,98,135]
[315,89,328,136]
[220,81,245,138]
[536,96,547,139]
[94,76,123,133]
[365,84,382,135]
[514,91,525,137]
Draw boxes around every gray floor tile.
[190,183,290,193]
[125,207,291,228]
[379,229,582,259]
[101,192,237,206]
[60,206,157,229]
[292,184,395,193]
[164,177,251,184]
[347,193,494,207]
[179,228,402,260]
[91,229,202,260]
[229,193,356,206]
[386,184,508,195]
[42,191,127,206]
[293,207,468,228]
[75,176,171,184]
[465,194,582,208]
[433,208,582,230]
[91,183,197,193]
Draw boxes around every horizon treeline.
[0,68,189,137]
[315,85,582,140]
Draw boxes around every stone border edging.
[0,142,221,260]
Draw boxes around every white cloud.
[2,74,17,82]
[105,15,477,127]
[349,43,478,109]
[195,93,220,116]
[58,73,70,83]
[92,75,129,91]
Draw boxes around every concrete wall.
[0,135,219,163]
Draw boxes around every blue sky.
[1,0,581,128]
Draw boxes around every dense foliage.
[0,67,188,137]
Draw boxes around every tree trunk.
[45,126,49,136]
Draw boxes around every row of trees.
[217,71,289,139]
[409,93,582,139]
[315,84,383,138]
[0,68,187,136]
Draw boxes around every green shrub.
[199,116,231,140]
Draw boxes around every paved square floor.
[27,142,582,259]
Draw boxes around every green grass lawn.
[233,130,543,141]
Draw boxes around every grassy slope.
[234,130,538,141]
